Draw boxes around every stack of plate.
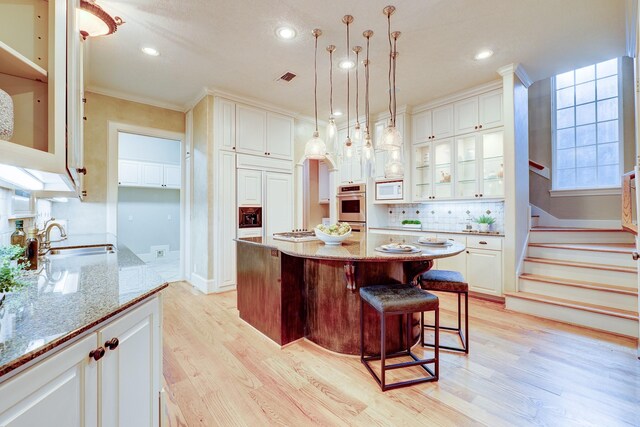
[417,237,452,247]
[375,243,422,254]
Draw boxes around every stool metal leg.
[423,290,468,353]
[464,292,469,353]
[380,313,386,391]
[434,306,439,379]
[360,298,365,360]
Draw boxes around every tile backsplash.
[385,200,504,233]
[0,187,52,245]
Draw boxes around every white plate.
[379,244,420,252]
[418,237,448,245]
[417,241,453,247]
[375,246,422,254]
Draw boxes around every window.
[553,58,621,190]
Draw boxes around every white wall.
[118,132,180,164]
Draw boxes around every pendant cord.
[346,21,350,139]
[392,35,397,127]
[365,35,370,137]
[329,49,333,116]
[355,50,359,127]
[387,12,393,125]
[314,33,319,133]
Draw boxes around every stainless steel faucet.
[39,218,67,251]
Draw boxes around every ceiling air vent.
[277,71,297,82]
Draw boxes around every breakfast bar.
[235,232,464,355]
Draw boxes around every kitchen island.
[236,232,464,355]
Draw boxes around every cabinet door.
[373,120,386,150]
[318,161,330,203]
[466,249,502,296]
[413,143,432,200]
[412,110,432,143]
[118,160,141,186]
[141,163,163,187]
[455,135,479,198]
[237,168,262,206]
[236,105,267,156]
[350,146,363,183]
[454,97,479,135]
[265,172,293,236]
[435,235,466,275]
[480,130,504,198]
[163,164,181,189]
[266,112,293,160]
[218,151,237,289]
[478,89,503,130]
[431,105,454,139]
[66,1,84,192]
[432,139,453,199]
[99,298,160,427]
[218,98,236,151]
[0,334,98,427]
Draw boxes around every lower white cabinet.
[466,248,502,296]
[265,171,293,236]
[318,161,330,203]
[0,297,162,427]
[237,168,263,206]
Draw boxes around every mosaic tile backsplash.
[386,200,504,233]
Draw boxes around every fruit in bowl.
[314,223,352,245]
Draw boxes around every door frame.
[107,121,187,280]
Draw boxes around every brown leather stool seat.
[359,284,439,391]
[419,270,469,353]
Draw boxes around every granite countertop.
[369,226,505,237]
[0,234,168,379]
[237,232,465,261]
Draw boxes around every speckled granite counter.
[0,234,168,379]
[237,232,465,261]
[369,226,505,237]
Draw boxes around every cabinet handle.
[479,125,483,129]
[479,193,483,197]
[475,194,478,197]
[474,125,478,129]
[105,337,119,350]
[89,347,105,361]
[118,182,121,185]
[479,241,487,245]
[632,252,639,260]
[76,167,87,175]
[466,250,469,254]
[232,146,236,150]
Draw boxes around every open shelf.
[0,40,47,82]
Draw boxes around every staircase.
[505,227,639,338]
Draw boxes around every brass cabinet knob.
[105,337,119,350]
[89,347,106,361]
[632,252,639,261]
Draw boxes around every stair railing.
[622,170,637,235]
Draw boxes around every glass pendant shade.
[378,122,403,150]
[327,117,338,153]
[361,140,376,178]
[343,137,354,158]
[304,131,327,160]
[384,147,404,178]
[353,123,363,145]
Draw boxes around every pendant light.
[304,29,328,160]
[78,0,124,39]
[361,30,376,178]
[326,45,338,155]
[352,45,363,145]
[342,15,354,159]
[379,6,403,151]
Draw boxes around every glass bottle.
[25,227,39,271]
[10,220,26,247]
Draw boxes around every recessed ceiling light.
[276,26,296,40]
[474,49,494,60]
[338,60,355,70]
[141,47,160,56]
[334,111,343,116]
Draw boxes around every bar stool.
[359,284,439,391]
[419,270,469,353]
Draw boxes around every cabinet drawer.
[467,235,501,250]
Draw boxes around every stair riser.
[505,297,638,338]
[527,247,636,268]
[523,261,637,287]
[518,279,637,311]
[529,232,635,244]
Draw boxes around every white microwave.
[375,180,403,201]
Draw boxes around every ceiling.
[86,0,628,117]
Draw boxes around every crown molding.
[85,85,185,112]
[184,88,210,112]
[514,64,533,88]
[411,80,503,114]
[626,0,638,58]
[207,88,299,118]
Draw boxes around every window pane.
[557,169,576,188]
[576,167,597,187]
[597,143,618,166]
[556,86,574,109]
[597,98,618,121]
[576,145,596,167]
[596,58,618,78]
[575,65,595,84]
[597,76,618,99]
[598,165,620,186]
[557,107,575,128]
[575,81,595,105]
[597,120,619,143]
[556,70,574,89]
[576,103,595,126]
[576,124,596,146]
[557,128,575,149]
[557,148,575,169]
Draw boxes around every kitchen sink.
[46,244,116,257]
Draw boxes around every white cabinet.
[218,98,236,151]
[236,104,267,156]
[237,168,262,206]
[466,248,502,296]
[142,163,163,187]
[266,112,293,160]
[434,234,466,273]
[118,160,181,189]
[412,138,454,201]
[455,130,504,199]
[0,334,98,427]
[265,172,293,236]
[0,297,162,427]
[98,298,160,427]
[412,105,454,143]
[454,89,503,135]
[216,151,237,289]
[412,110,432,143]
[163,164,181,189]
[318,161,330,203]
[118,160,141,186]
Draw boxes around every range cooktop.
[272,230,319,242]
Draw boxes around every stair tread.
[504,291,639,320]
[528,243,635,254]
[519,273,638,295]
[530,227,628,232]
[524,257,637,273]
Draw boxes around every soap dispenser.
[25,227,39,271]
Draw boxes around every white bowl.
[314,227,352,245]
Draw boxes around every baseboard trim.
[189,273,216,294]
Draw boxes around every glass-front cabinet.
[413,138,453,201]
[454,130,504,199]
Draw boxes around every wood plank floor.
[162,281,640,427]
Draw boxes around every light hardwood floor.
[162,281,640,427]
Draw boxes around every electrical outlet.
[156,249,165,258]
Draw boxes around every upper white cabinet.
[318,161,330,203]
[118,160,180,189]
[266,112,294,159]
[413,106,454,143]
[455,130,504,199]
[118,160,141,187]
[236,104,267,156]
[454,89,503,135]
[413,138,454,201]
[218,98,236,151]
[163,164,181,189]
[237,168,263,206]
[142,163,163,187]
